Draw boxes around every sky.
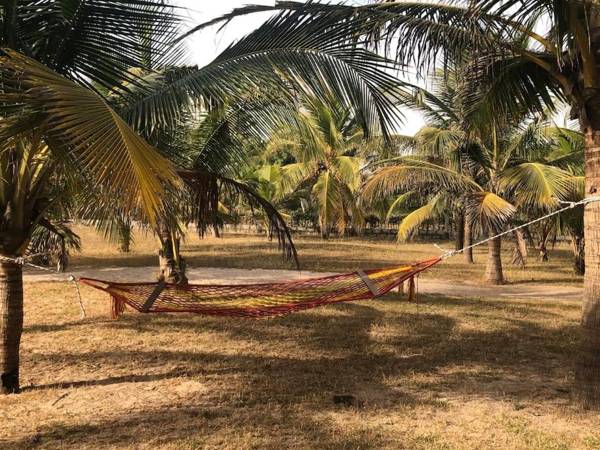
[175,0,426,136]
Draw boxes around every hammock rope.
[6,196,600,319]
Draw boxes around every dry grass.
[0,225,597,449]
[71,225,582,284]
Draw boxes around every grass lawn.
[0,226,597,449]
[71,225,582,284]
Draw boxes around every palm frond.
[123,9,409,138]
[397,194,444,242]
[183,1,505,74]
[414,126,465,160]
[179,170,298,267]
[279,163,317,196]
[469,191,516,233]
[362,158,480,201]
[0,49,179,226]
[500,162,574,209]
[385,191,415,223]
[465,51,564,122]
[334,156,362,191]
[17,0,185,95]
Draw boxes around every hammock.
[79,257,441,318]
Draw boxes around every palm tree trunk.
[576,128,600,408]
[0,261,23,394]
[572,235,585,276]
[538,226,550,262]
[523,227,536,249]
[538,241,549,262]
[454,210,464,251]
[464,212,474,264]
[117,219,132,253]
[484,237,504,285]
[158,225,187,285]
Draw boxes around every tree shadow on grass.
[2,400,398,449]
[10,290,585,448]
[11,316,581,449]
[23,295,579,400]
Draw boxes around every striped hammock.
[79,257,441,319]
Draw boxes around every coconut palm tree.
[363,74,579,284]
[0,2,182,394]
[268,97,366,238]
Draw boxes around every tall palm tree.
[0,3,409,394]
[363,68,579,284]
[212,0,600,408]
[269,97,365,238]
[365,114,581,284]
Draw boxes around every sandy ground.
[24,265,583,300]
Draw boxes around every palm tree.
[363,76,579,284]
[0,3,411,393]
[215,0,600,407]
[269,97,366,238]
[0,3,182,394]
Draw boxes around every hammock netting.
[79,258,441,318]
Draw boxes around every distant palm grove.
[0,0,599,410]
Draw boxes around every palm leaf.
[362,158,480,201]
[469,191,516,232]
[17,0,185,95]
[122,9,408,138]
[500,162,574,209]
[397,194,444,242]
[0,49,178,226]
[184,1,505,74]
[179,169,298,267]
[385,191,415,223]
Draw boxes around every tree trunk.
[539,241,549,262]
[523,227,536,249]
[572,235,585,276]
[576,128,600,408]
[158,226,187,285]
[117,218,132,253]
[464,212,474,264]
[484,237,504,285]
[0,262,23,394]
[454,210,465,251]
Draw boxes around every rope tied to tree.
[438,196,600,260]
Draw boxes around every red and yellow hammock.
[79,258,441,319]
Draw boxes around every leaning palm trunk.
[464,213,474,264]
[577,129,600,408]
[538,225,551,262]
[0,261,23,394]
[484,237,504,285]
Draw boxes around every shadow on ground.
[6,294,584,449]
